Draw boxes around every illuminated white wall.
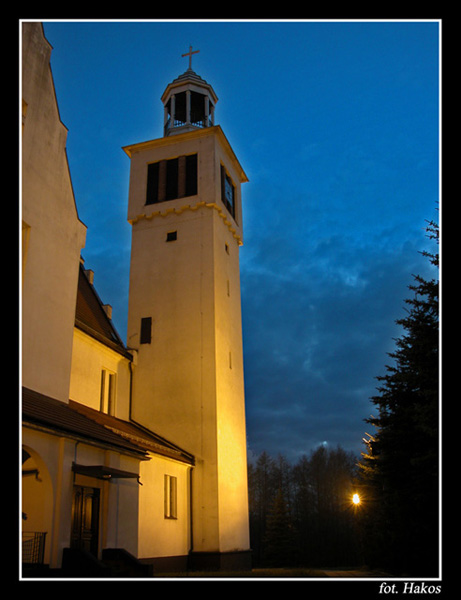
[69,328,132,420]
[22,23,86,404]
[125,126,250,554]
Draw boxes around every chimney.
[84,269,94,284]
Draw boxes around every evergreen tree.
[248,451,276,565]
[359,221,439,576]
[263,488,294,566]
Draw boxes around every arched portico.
[22,445,54,568]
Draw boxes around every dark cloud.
[42,20,438,466]
[241,217,432,462]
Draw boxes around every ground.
[154,566,392,578]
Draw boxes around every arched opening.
[165,90,214,134]
[22,446,54,568]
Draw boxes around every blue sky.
[39,19,440,462]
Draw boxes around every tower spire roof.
[161,49,218,137]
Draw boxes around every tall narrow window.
[164,474,178,519]
[100,369,116,415]
[100,370,105,411]
[165,158,179,200]
[146,162,159,204]
[140,317,152,344]
[185,153,198,196]
[221,165,236,220]
[22,221,31,278]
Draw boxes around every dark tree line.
[358,220,439,576]
[248,446,362,568]
[247,220,439,575]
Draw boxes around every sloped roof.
[161,68,218,105]
[170,68,211,87]
[22,387,147,458]
[75,262,131,358]
[69,401,194,465]
[22,387,195,465]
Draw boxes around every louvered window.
[146,154,197,204]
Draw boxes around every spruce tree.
[263,488,294,567]
[359,221,439,576]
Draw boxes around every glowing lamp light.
[352,493,361,505]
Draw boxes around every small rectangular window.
[164,474,178,519]
[140,317,152,344]
[166,231,177,242]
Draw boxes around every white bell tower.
[124,48,251,570]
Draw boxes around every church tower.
[124,48,251,569]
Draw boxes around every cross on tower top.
[182,45,200,70]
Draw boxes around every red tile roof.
[22,387,147,458]
[22,387,194,465]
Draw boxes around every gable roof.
[75,261,131,358]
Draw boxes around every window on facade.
[166,158,179,200]
[166,230,177,242]
[22,99,28,131]
[140,317,152,344]
[100,369,116,415]
[146,154,197,205]
[185,154,198,196]
[221,165,236,220]
[22,221,31,276]
[164,474,178,519]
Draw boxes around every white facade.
[21,22,251,576]
[125,123,250,558]
[21,21,87,404]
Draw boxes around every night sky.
[36,19,440,463]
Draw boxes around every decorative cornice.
[122,125,249,184]
[128,201,243,245]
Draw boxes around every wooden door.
[71,486,100,556]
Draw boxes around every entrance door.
[71,486,100,556]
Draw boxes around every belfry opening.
[164,88,215,135]
[161,48,218,137]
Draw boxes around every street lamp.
[352,493,361,505]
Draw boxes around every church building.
[21,22,251,577]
